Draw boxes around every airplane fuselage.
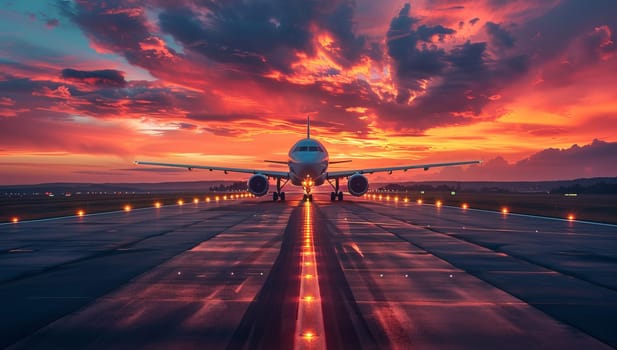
[288,138,329,192]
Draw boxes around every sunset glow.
[1,1,616,184]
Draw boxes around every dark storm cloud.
[381,3,535,129]
[157,0,367,73]
[58,0,178,71]
[469,17,480,26]
[387,3,451,98]
[485,22,515,49]
[515,0,617,63]
[61,68,127,87]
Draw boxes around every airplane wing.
[327,160,481,178]
[134,161,289,178]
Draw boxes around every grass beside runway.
[364,191,617,225]
[0,192,252,223]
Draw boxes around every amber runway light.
[294,202,326,350]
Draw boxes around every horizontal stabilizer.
[264,160,289,164]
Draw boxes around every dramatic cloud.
[433,140,617,181]
[61,68,127,88]
[0,0,616,184]
[485,22,515,50]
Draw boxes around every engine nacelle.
[347,173,369,196]
[247,174,269,197]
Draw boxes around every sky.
[0,0,616,185]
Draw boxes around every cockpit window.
[294,145,324,152]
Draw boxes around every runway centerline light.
[302,331,316,341]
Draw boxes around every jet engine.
[347,173,369,196]
[247,174,269,197]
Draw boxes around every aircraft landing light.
[193,198,199,204]
[154,202,162,208]
[177,199,184,206]
[417,199,423,204]
[77,210,85,217]
[436,200,443,207]
[124,205,132,212]
[404,198,409,203]
[12,217,19,223]
[205,197,211,202]
[462,203,469,209]
[568,214,575,221]
[501,207,509,214]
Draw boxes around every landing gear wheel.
[330,192,336,201]
[303,194,308,202]
[273,192,279,201]
[308,194,313,202]
[280,192,285,201]
[337,192,343,201]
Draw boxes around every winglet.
[307,115,310,139]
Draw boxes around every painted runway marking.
[294,202,326,350]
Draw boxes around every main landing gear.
[303,194,313,202]
[328,178,344,201]
[272,177,289,202]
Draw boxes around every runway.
[1,196,615,349]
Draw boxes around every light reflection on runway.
[295,202,326,349]
[0,195,615,349]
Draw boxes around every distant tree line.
[209,182,247,192]
[378,183,463,192]
[550,182,617,194]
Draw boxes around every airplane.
[135,117,480,202]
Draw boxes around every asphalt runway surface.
[1,196,616,349]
